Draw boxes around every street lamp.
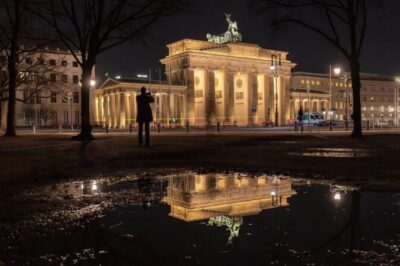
[270,53,281,127]
[334,67,351,130]
[328,66,341,122]
[67,91,73,130]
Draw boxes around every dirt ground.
[0,131,399,198]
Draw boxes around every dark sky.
[97,0,400,80]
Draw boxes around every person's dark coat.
[136,93,154,122]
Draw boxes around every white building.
[0,48,95,129]
[291,72,400,125]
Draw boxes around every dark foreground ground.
[0,130,399,197]
[1,131,400,265]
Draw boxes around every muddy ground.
[0,131,399,197]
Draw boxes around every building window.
[50,93,57,103]
[63,110,68,125]
[25,57,32,64]
[235,92,244,100]
[73,75,79,84]
[72,61,78,67]
[62,95,68,103]
[362,96,367,102]
[49,59,56,66]
[62,74,68,83]
[0,55,6,63]
[50,73,57,82]
[38,58,45,65]
[51,111,57,123]
[73,91,79,103]
[61,60,67,67]
[301,80,305,84]
[194,90,203,98]
[215,91,222,98]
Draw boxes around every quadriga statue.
[207,14,242,44]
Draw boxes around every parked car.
[262,120,274,127]
[299,112,325,126]
[376,120,389,127]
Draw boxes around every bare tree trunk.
[350,58,363,138]
[73,64,94,140]
[4,28,19,137]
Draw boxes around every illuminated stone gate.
[161,39,296,126]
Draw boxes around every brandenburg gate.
[160,15,296,126]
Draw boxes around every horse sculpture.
[207,14,242,44]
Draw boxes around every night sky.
[97,0,400,80]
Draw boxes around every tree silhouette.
[34,0,185,141]
[255,0,386,138]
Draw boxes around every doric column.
[132,93,136,124]
[281,76,291,126]
[119,92,126,128]
[186,68,195,124]
[110,93,116,128]
[206,70,216,125]
[166,93,171,127]
[226,71,235,122]
[115,92,121,128]
[103,95,109,127]
[97,96,103,125]
[159,93,164,125]
[125,93,130,126]
[182,92,187,125]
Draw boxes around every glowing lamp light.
[334,67,341,76]
[90,80,96,87]
[271,191,276,197]
[334,192,341,201]
[115,75,121,79]
[91,181,98,191]
[270,65,276,71]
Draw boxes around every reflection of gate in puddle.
[162,174,296,243]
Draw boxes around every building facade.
[94,78,186,128]
[291,72,400,125]
[0,48,95,129]
[160,39,296,126]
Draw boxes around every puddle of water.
[1,172,399,265]
[288,148,369,158]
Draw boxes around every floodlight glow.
[334,67,341,76]
[92,181,98,191]
[334,193,341,201]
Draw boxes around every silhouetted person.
[297,107,304,133]
[297,107,304,124]
[136,87,154,146]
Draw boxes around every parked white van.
[299,112,325,126]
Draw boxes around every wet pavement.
[288,148,369,158]
[0,172,399,265]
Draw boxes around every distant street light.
[334,67,351,130]
[334,192,341,201]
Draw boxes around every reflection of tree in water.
[310,190,399,264]
[312,191,362,264]
[207,216,243,244]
